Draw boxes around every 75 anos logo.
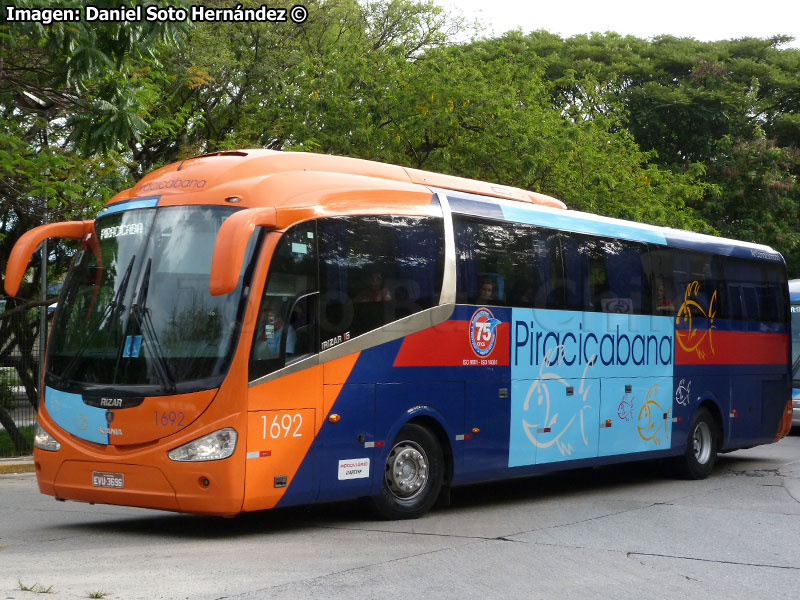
[469,308,502,357]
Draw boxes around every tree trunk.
[0,405,31,455]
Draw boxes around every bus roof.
[104,149,565,228]
[104,149,782,262]
[438,188,783,262]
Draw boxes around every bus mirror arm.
[209,207,278,296]
[3,220,94,297]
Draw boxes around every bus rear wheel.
[674,407,718,480]
[368,423,444,520]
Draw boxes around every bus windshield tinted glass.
[47,205,257,394]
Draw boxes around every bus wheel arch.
[696,397,724,450]
[368,418,448,520]
[406,415,453,490]
[674,403,720,480]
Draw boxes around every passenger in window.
[356,270,392,302]
[476,278,503,306]
[655,280,675,315]
[512,284,536,307]
[253,296,296,360]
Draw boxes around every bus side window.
[318,215,444,343]
[646,247,677,315]
[560,233,648,314]
[602,238,648,314]
[454,216,563,309]
[455,217,510,305]
[722,257,788,323]
[561,233,601,312]
[762,262,788,322]
[676,251,719,311]
[722,257,762,321]
[249,222,318,381]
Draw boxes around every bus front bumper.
[35,453,245,516]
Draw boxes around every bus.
[4,150,792,519]
[791,279,800,427]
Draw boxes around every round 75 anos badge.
[469,308,501,357]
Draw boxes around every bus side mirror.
[3,220,94,297]
[210,207,277,296]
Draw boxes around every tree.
[0,0,187,452]
[519,31,800,274]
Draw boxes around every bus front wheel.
[368,423,444,520]
[675,407,718,479]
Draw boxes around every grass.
[17,580,54,594]
[87,592,108,599]
[0,424,34,457]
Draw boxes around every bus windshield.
[46,205,258,395]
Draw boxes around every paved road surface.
[2,434,800,599]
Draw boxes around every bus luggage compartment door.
[317,383,375,503]
[509,377,601,468]
[598,377,673,456]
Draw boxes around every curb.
[0,457,35,475]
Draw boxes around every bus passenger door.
[598,377,673,457]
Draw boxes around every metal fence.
[0,304,44,457]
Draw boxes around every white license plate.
[92,471,124,489]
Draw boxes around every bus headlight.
[34,423,61,452]
[167,428,238,462]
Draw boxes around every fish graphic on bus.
[676,280,717,360]
[617,394,635,421]
[521,344,596,456]
[637,384,670,446]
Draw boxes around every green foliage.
[16,579,54,594]
[1,0,798,283]
[0,368,15,407]
[0,425,34,457]
[514,30,800,274]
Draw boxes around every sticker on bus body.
[338,458,370,480]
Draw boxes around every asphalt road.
[2,434,800,600]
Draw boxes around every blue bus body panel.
[276,194,790,508]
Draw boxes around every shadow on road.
[46,454,773,538]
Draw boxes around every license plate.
[92,471,124,489]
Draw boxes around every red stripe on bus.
[393,320,510,367]
[674,331,788,365]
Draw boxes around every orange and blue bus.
[791,279,800,427]
[4,151,793,518]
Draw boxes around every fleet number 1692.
[262,413,303,439]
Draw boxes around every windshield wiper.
[129,258,176,393]
[56,255,136,388]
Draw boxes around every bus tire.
[368,423,444,520]
[675,407,718,480]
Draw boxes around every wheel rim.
[693,421,712,464]
[385,440,428,500]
